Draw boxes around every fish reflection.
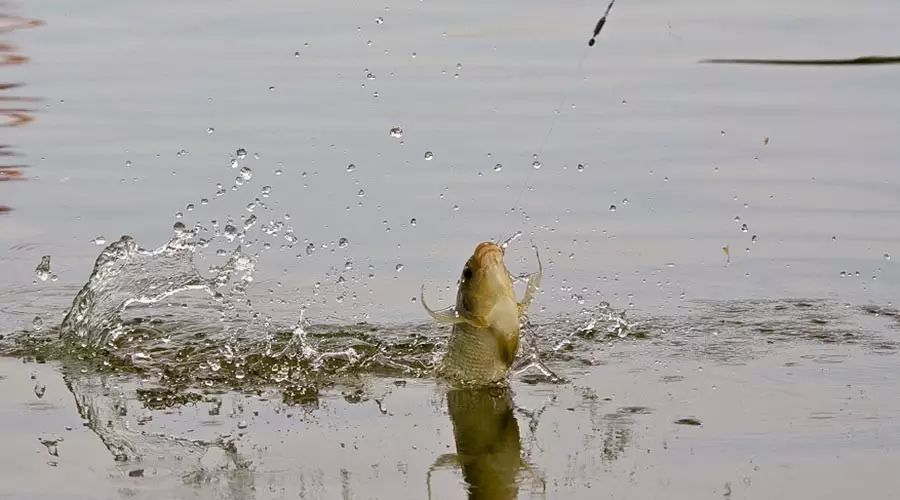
[431,388,540,500]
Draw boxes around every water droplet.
[32,316,43,331]
[622,198,629,205]
[493,163,503,172]
[34,383,46,399]
[261,185,271,197]
[395,263,404,272]
[409,218,417,226]
[609,205,617,212]
[452,204,460,211]
[375,16,384,24]
[357,189,366,197]
[124,160,132,168]
[236,148,247,159]
[207,127,215,134]
[886,253,892,261]
[268,85,276,92]
[424,151,433,160]
[338,237,350,248]
[230,159,239,169]
[532,160,542,169]
[305,243,316,255]
[92,236,106,245]
[274,169,283,176]
[751,234,758,243]
[366,72,376,80]
[239,166,252,181]
[576,163,585,172]
[740,223,748,233]
[389,127,403,138]
[34,255,51,281]
[223,224,238,242]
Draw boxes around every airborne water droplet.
[92,236,106,245]
[609,205,617,212]
[532,160,542,169]
[424,151,433,160]
[357,189,366,197]
[375,16,384,24]
[338,237,350,248]
[576,164,585,172]
[886,253,892,261]
[207,127,215,134]
[346,163,356,172]
[409,218,417,226]
[389,127,403,138]
[395,263,404,272]
[124,160,132,168]
[493,163,503,172]
[34,255,52,281]
[236,148,247,159]
[239,166,253,181]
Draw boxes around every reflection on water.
[0,7,42,212]
[443,388,524,500]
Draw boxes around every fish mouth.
[474,241,504,266]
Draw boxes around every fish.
[421,241,541,385]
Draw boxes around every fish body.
[423,241,541,385]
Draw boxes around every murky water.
[1,0,899,498]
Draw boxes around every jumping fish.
[421,241,541,385]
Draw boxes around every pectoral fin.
[421,285,488,328]
[421,285,463,325]
[518,246,542,316]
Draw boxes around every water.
[2,0,900,498]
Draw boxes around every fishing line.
[425,0,618,297]
[508,0,618,215]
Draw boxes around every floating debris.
[700,55,900,65]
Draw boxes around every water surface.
[1,0,899,498]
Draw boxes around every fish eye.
[462,267,473,280]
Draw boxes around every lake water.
[1,0,899,498]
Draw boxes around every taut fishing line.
[424,0,619,302]
[509,0,618,215]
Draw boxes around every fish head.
[456,242,517,325]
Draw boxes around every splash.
[59,228,255,347]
